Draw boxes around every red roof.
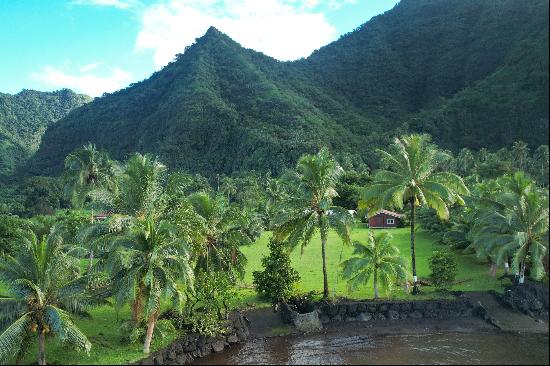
[371,209,404,218]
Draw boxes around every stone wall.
[495,280,549,318]
[136,311,249,365]
[282,299,478,329]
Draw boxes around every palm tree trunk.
[143,312,158,354]
[88,209,94,273]
[133,283,145,324]
[320,220,329,299]
[38,330,46,365]
[373,269,379,299]
[519,261,526,284]
[410,198,419,295]
[504,259,510,275]
[88,251,94,273]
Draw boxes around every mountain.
[30,0,549,177]
[0,89,91,178]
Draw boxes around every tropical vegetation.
[341,232,408,299]
[0,131,547,364]
[362,134,469,293]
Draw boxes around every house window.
[387,218,395,225]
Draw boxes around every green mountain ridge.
[0,89,91,178]
[29,0,549,177]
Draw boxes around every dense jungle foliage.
[0,89,90,178]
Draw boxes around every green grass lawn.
[0,224,509,365]
[237,224,508,305]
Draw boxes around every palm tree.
[341,232,408,299]
[63,143,115,209]
[0,231,101,365]
[273,148,353,299]
[471,172,549,282]
[63,143,116,271]
[114,154,167,217]
[106,214,193,353]
[363,135,469,294]
[182,192,253,279]
[220,177,237,202]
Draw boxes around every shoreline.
[192,315,549,365]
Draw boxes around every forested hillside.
[30,0,549,177]
[0,89,91,178]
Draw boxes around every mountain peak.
[193,26,240,51]
[205,26,222,35]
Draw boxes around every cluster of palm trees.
[0,145,258,364]
[469,172,549,283]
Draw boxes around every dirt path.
[464,292,548,333]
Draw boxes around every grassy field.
[0,225,509,365]
[237,224,508,305]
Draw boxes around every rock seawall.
[135,311,249,365]
[494,280,549,319]
[282,299,481,330]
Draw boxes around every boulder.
[212,340,225,353]
[153,354,164,365]
[358,312,372,322]
[183,342,197,352]
[386,310,400,320]
[176,354,189,364]
[319,315,330,324]
[294,311,323,332]
[227,334,239,344]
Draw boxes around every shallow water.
[194,331,549,365]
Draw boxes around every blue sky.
[1,0,400,97]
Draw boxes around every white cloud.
[30,64,132,97]
[79,62,103,73]
[135,0,340,68]
[72,0,137,9]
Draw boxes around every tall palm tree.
[363,135,469,294]
[273,148,353,299]
[471,172,549,282]
[63,144,116,271]
[63,143,115,210]
[106,214,193,354]
[81,153,168,272]
[341,232,408,299]
[0,231,103,365]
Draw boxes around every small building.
[368,210,404,229]
[93,211,112,222]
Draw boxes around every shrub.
[253,238,300,303]
[172,269,236,336]
[429,249,458,290]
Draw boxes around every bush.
[253,238,300,303]
[173,269,236,336]
[429,249,458,290]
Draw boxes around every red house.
[368,210,404,229]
